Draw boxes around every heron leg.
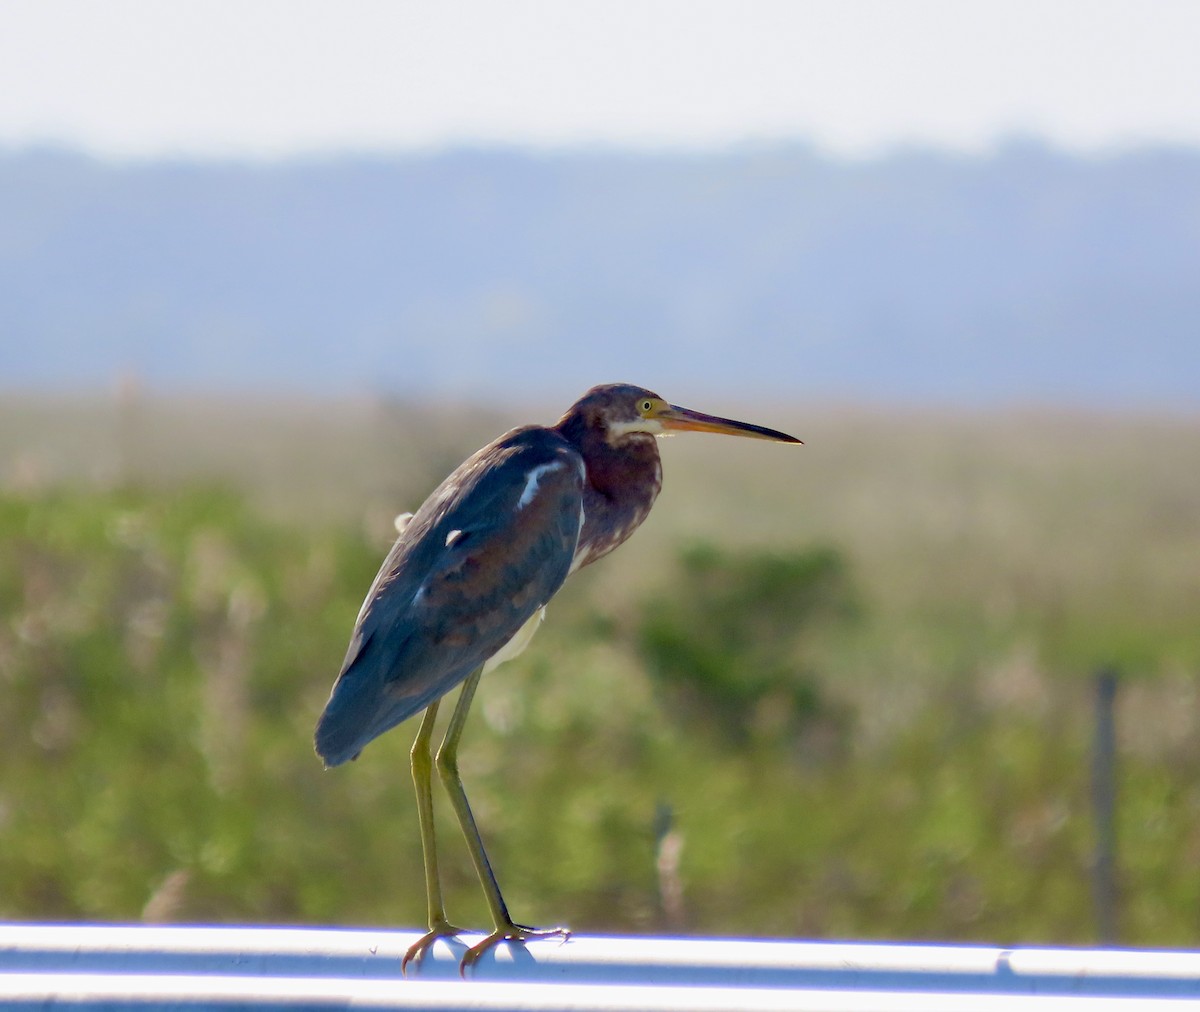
[401,699,465,975]
[435,666,568,974]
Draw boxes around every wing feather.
[315,428,583,766]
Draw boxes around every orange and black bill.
[659,404,803,444]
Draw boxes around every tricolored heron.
[314,383,800,972]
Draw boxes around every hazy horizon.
[4,141,1199,410]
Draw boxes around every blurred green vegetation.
[2,396,1200,947]
[636,543,855,750]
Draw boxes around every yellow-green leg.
[435,667,568,973]
[400,698,465,974]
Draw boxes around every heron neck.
[569,427,662,571]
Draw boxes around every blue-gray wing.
[314,429,584,766]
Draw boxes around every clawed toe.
[459,922,571,975]
[401,921,467,975]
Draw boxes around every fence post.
[1091,666,1120,945]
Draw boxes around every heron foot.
[459,921,571,976]
[401,919,467,976]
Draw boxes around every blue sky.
[4,0,1200,160]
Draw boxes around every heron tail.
[314,644,439,768]
[313,664,404,768]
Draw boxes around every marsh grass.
[1,392,1198,944]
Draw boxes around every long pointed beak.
[658,404,802,443]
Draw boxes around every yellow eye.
[640,399,655,414]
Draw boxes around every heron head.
[566,383,803,447]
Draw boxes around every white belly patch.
[482,606,546,674]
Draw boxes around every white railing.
[2,924,1200,1009]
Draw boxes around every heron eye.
[640,399,654,414]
